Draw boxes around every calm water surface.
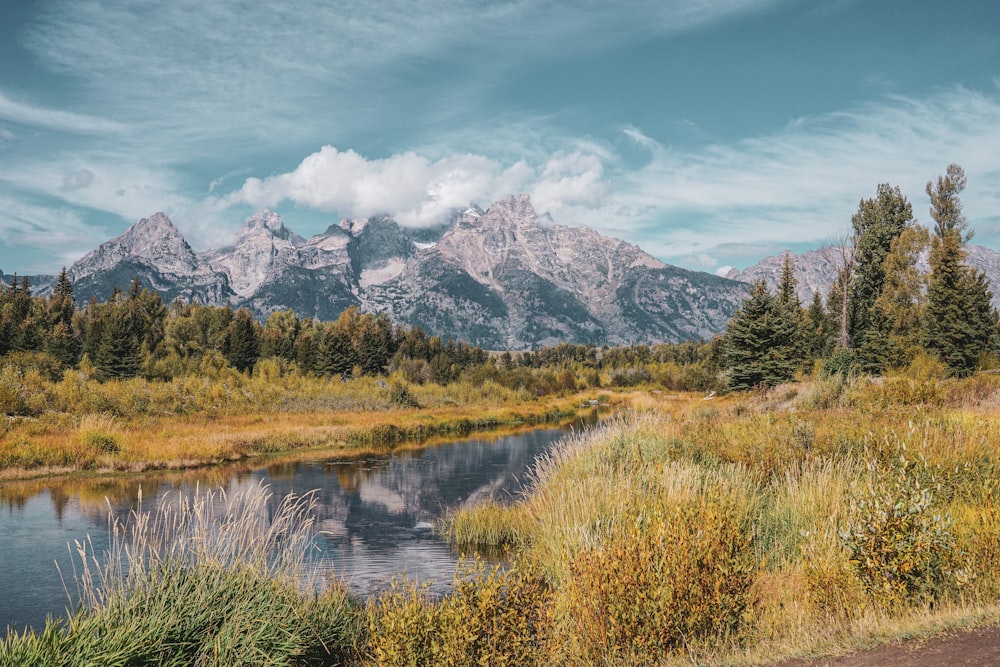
[1,418,595,633]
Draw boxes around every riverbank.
[0,378,615,482]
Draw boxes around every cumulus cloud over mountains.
[228,146,611,227]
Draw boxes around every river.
[0,416,595,634]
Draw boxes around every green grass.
[0,483,361,666]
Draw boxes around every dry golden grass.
[447,380,1000,665]
[0,387,633,481]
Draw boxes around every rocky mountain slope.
[729,243,1000,310]
[45,195,749,348]
[69,212,235,304]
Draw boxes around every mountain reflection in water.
[1,415,597,633]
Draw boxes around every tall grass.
[0,482,360,666]
[445,384,1000,665]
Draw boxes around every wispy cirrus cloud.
[219,84,1000,273]
[0,192,112,268]
[4,0,999,279]
[599,85,1000,268]
[0,91,125,135]
[23,0,787,153]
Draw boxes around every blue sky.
[1,0,999,276]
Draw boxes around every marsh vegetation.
[4,371,1000,665]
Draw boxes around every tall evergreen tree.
[316,325,356,376]
[721,280,800,390]
[94,300,143,380]
[48,267,75,328]
[804,290,833,360]
[923,164,999,375]
[224,308,261,372]
[847,184,913,347]
[775,252,807,366]
[45,269,81,365]
[293,327,318,374]
[352,313,394,376]
[45,320,80,367]
[260,309,301,361]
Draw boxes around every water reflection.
[1,415,596,633]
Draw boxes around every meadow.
[4,363,1000,665]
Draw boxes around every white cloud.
[715,265,735,277]
[622,125,662,153]
[2,158,186,223]
[533,152,611,212]
[215,85,1000,272]
[0,194,110,266]
[20,0,787,157]
[226,146,611,227]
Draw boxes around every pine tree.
[48,267,75,329]
[847,184,913,346]
[775,252,807,367]
[923,164,999,375]
[260,310,301,361]
[316,324,356,376]
[804,291,833,360]
[721,280,799,390]
[353,313,394,376]
[45,320,81,367]
[224,308,261,372]
[293,327,318,374]
[94,301,143,380]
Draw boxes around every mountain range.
[15,195,748,349]
[10,195,999,349]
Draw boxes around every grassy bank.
[0,370,596,480]
[444,374,1000,665]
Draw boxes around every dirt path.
[772,625,1000,667]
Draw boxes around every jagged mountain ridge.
[69,212,235,304]
[729,244,1000,310]
[50,195,750,348]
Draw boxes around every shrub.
[0,364,28,416]
[840,452,964,608]
[388,381,420,409]
[365,579,438,665]
[77,413,123,454]
[365,561,552,666]
[558,497,756,663]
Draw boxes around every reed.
[0,482,361,666]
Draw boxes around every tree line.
[0,274,492,384]
[0,271,713,390]
[719,164,999,390]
